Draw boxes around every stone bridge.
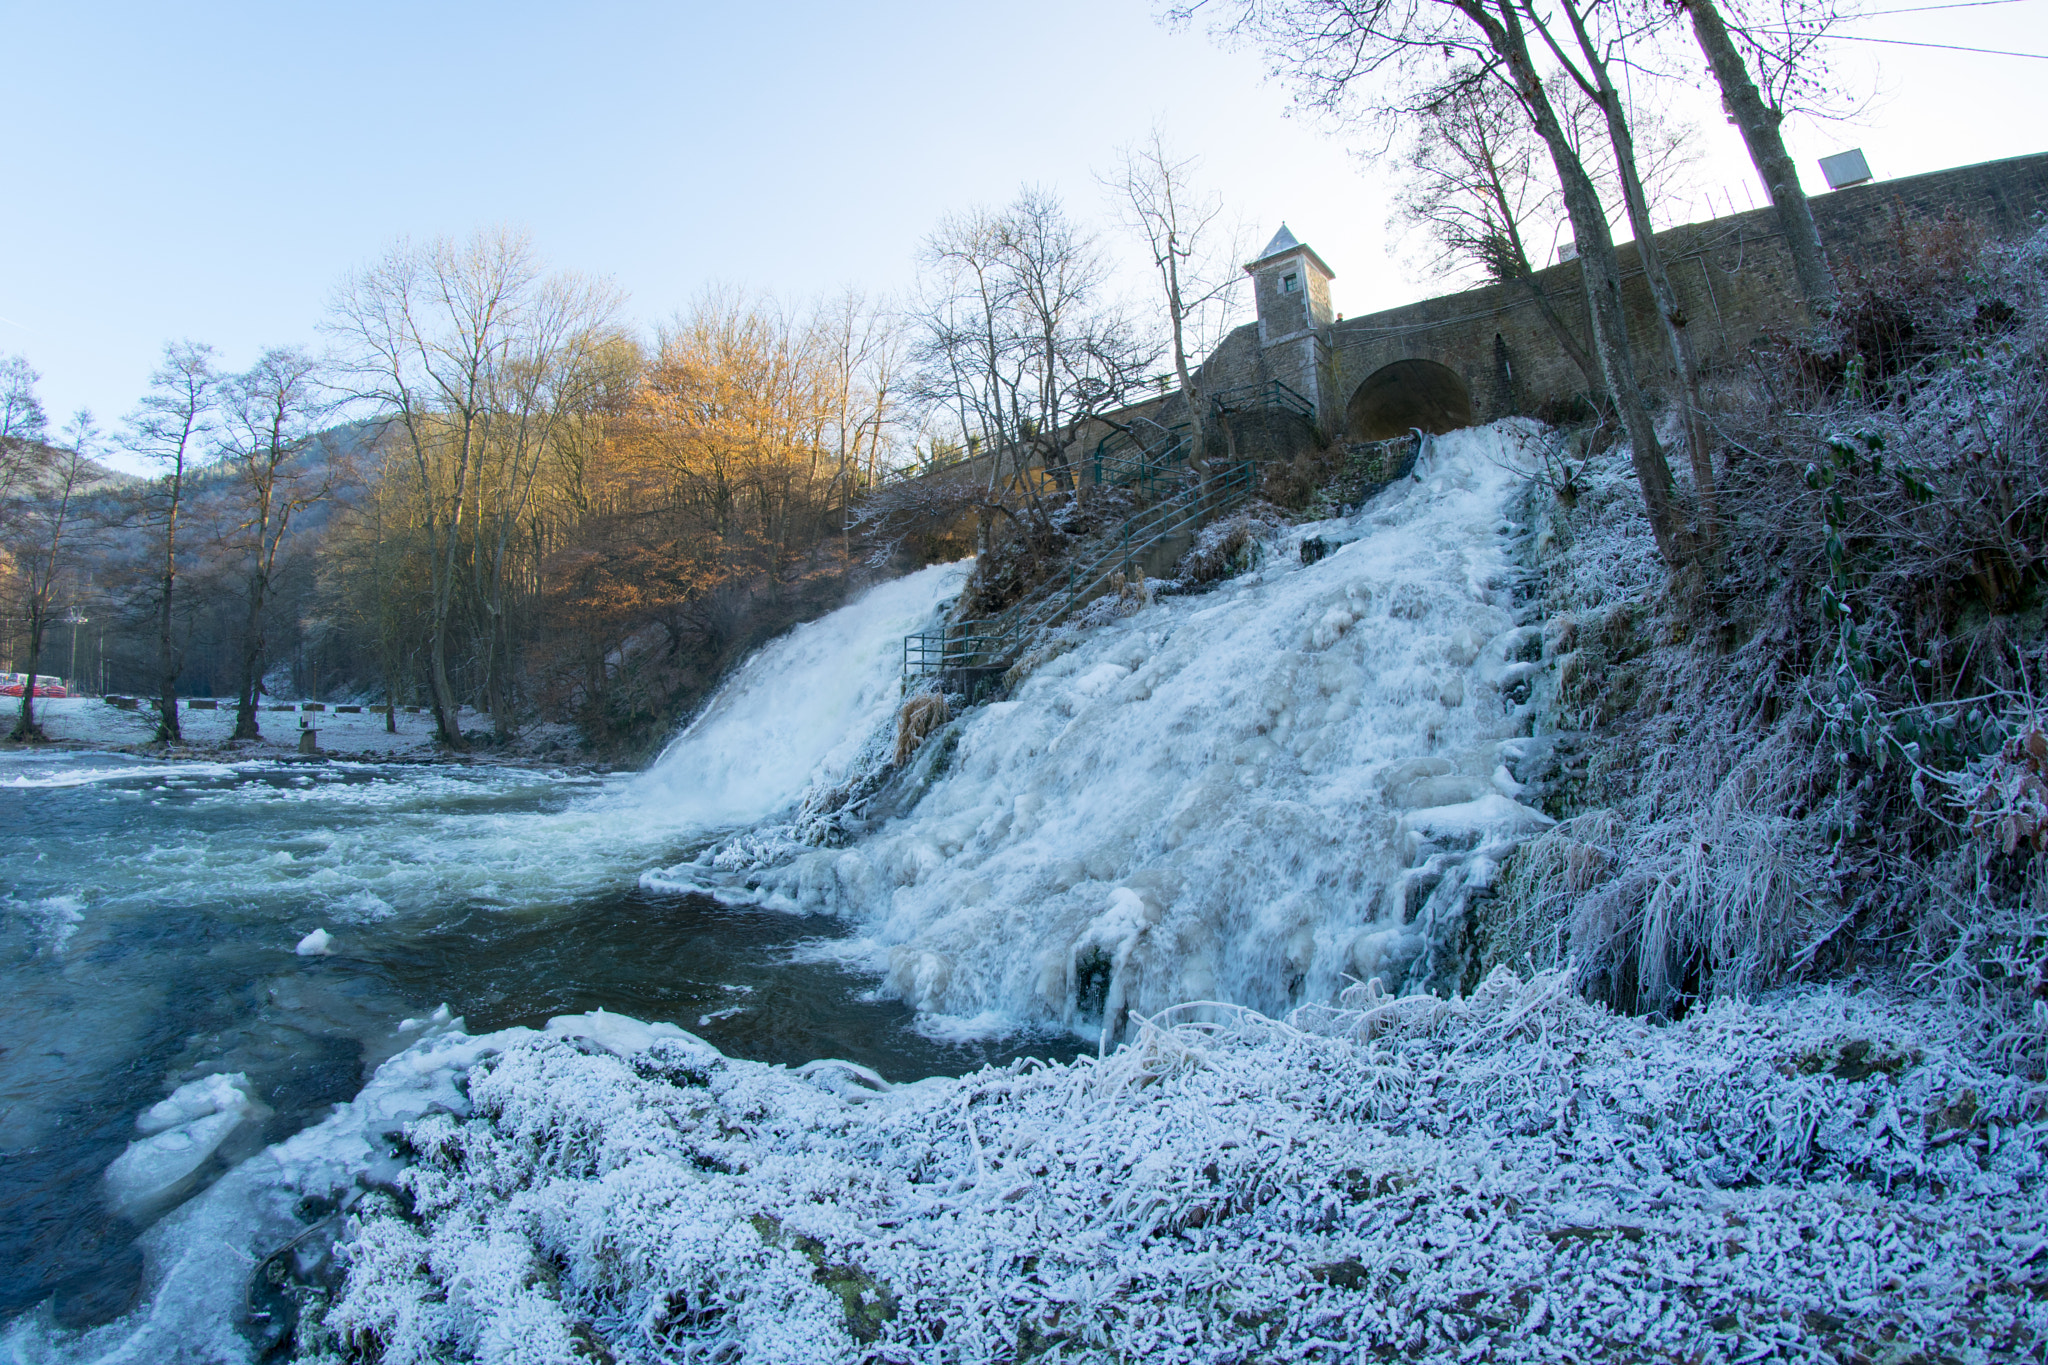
[1196,150,2048,446]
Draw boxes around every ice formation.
[200,979,2048,1362]
[19,421,2046,1361]
[295,928,333,957]
[660,424,1557,1038]
[102,1074,269,1221]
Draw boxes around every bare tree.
[1106,130,1248,465]
[328,230,620,748]
[1392,71,1604,389]
[124,341,220,742]
[469,272,626,740]
[0,355,48,500]
[815,290,903,498]
[910,188,1157,552]
[1675,0,1842,316]
[1393,63,1698,395]
[1181,0,1692,567]
[6,411,95,741]
[218,349,335,742]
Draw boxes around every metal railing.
[903,459,1263,679]
[898,380,1314,681]
[1090,422,1191,499]
[1210,379,1317,424]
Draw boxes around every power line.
[1848,0,2034,12]
[1819,32,2048,57]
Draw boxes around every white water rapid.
[0,564,971,1365]
[657,423,1555,1038]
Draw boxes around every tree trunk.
[1684,0,1838,316]
[426,623,462,748]
[1562,173,1686,565]
[1479,0,1686,565]
[231,577,268,741]
[155,506,182,742]
[11,617,47,741]
[1556,1,1719,557]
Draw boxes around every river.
[0,563,1076,1337]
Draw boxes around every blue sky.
[4,0,2043,459]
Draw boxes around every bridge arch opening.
[1346,359,1474,441]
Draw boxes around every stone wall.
[1320,150,2048,437]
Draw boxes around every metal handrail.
[903,458,1263,678]
[1210,379,1316,423]
[1090,422,1192,499]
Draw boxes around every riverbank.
[0,697,600,769]
[173,975,2048,1363]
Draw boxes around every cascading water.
[13,422,2031,1363]
[657,423,1555,1038]
[0,563,979,1363]
[634,563,970,827]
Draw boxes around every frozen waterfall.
[659,422,1556,1037]
[634,560,969,828]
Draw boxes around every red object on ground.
[0,674,67,698]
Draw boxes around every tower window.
[1281,272,1301,293]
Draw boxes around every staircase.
[899,380,1318,687]
[902,460,1262,684]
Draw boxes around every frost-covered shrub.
[1173,504,1286,586]
[307,979,2048,1363]
[1508,224,2048,1073]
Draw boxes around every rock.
[295,928,332,956]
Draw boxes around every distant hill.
[4,440,141,497]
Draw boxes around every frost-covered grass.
[1502,224,2048,1073]
[303,974,2045,1363]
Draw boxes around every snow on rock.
[695,423,1555,1036]
[5,1018,519,1365]
[295,928,333,957]
[302,976,2046,1363]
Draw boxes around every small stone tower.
[1244,224,1338,428]
[1246,224,1335,345]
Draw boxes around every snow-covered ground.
[7,696,502,759]
[9,427,2043,1362]
[16,972,2039,1363]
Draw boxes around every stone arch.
[1345,359,1475,441]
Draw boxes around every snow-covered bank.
[663,423,1556,1037]
[125,972,2038,1364]
[1,1016,512,1365]
[4,698,512,760]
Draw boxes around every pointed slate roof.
[1245,222,1336,280]
[1257,224,1301,259]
